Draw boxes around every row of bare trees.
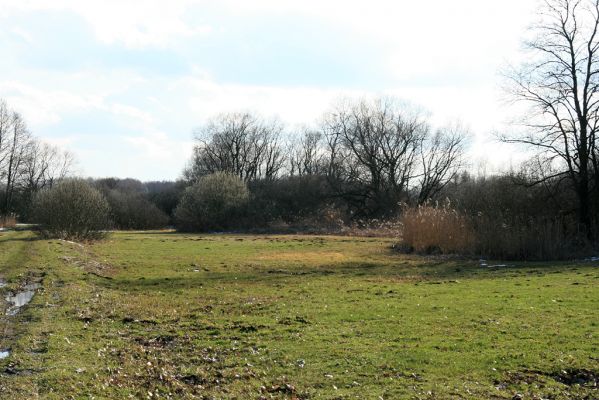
[185,97,468,217]
[0,99,74,217]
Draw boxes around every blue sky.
[0,0,538,180]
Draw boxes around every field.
[0,230,597,399]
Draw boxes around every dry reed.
[0,215,17,229]
[398,202,475,254]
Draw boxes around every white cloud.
[109,103,155,125]
[124,131,192,161]
[0,0,543,179]
[176,76,362,125]
[72,0,211,48]
[0,80,103,125]
[0,0,211,48]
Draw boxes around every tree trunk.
[578,177,594,240]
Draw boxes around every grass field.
[0,230,597,399]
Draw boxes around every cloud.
[0,0,211,48]
[0,80,103,125]
[0,0,542,179]
[124,131,192,161]
[109,103,155,126]
[175,76,363,125]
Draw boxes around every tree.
[15,141,73,220]
[417,123,468,204]
[185,113,286,183]
[504,0,599,239]
[289,129,326,176]
[2,112,31,215]
[0,99,74,219]
[322,98,427,216]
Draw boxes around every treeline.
[183,98,467,221]
[0,99,74,224]
[6,93,597,260]
[90,178,183,230]
[170,96,597,259]
[30,97,465,233]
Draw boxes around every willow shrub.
[175,172,249,232]
[32,179,111,241]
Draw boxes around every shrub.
[32,179,111,240]
[398,202,475,254]
[175,172,249,231]
[105,191,169,230]
[472,214,579,260]
[246,175,333,227]
[146,180,186,219]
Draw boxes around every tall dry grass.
[398,202,475,254]
[398,203,583,260]
[0,215,16,229]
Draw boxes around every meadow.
[0,230,597,399]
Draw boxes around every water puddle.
[479,260,510,268]
[5,283,40,316]
[1,281,41,362]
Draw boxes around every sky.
[0,0,539,181]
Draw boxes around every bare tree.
[0,99,75,217]
[20,141,74,193]
[322,98,427,216]
[0,100,14,179]
[417,123,468,204]
[2,112,31,215]
[503,0,599,239]
[186,112,286,182]
[289,128,326,176]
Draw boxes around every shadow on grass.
[0,235,42,243]
[93,258,598,293]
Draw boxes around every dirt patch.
[134,335,176,348]
[59,255,115,278]
[550,368,598,387]
[229,322,266,333]
[259,251,346,263]
[278,315,310,325]
[501,368,599,390]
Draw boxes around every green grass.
[0,230,597,399]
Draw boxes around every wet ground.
[5,283,41,316]
[0,278,42,360]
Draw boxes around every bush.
[105,191,169,230]
[472,214,579,260]
[146,180,186,219]
[398,203,475,254]
[175,172,249,231]
[32,179,111,240]
[246,175,333,227]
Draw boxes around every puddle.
[0,350,9,359]
[0,279,6,288]
[479,260,512,268]
[5,283,40,316]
